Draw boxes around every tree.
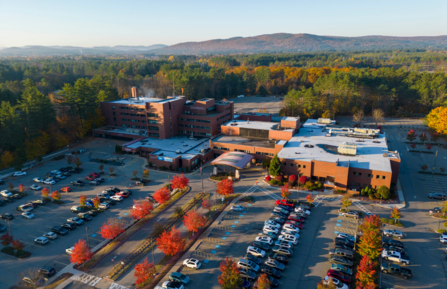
[281,183,290,199]
[130,199,154,219]
[142,169,149,179]
[0,151,14,169]
[8,182,14,190]
[441,201,447,216]
[79,195,87,206]
[0,232,14,246]
[202,198,212,211]
[410,143,416,149]
[156,227,185,256]
[51,190,61,200]
[174,206,184,218]
[41,187,49,198]
[183,210,206,233]
[12,240,25,252]
[306,193,314,205]
[134,257,156,286]
[73,157,82,168]
[298,176,308,185]
[372,108,384,127]
[390,206,401,224]
[426,106,447,134]
[426,143,432,150]
[132,170,138,178]
[93,196,100,209]
[407,131,416,142]
[358,229,382,260]
[218,257,242,289]
[67,155,73,167]
[100,218,126,239]
[341,195,352,209]
[356,255,377,289]
[109,166,115,174]
[154,187,171,204]
[377,185,390,200]
[432,132,440,143]
[317,278,336,289]
[98,164,104,172]
[262,158,271,169]
[70,239,93,265]
[288,174,297,184]
[268,154,281,177]
[361,214,382,233]
[419,132,428,143]
[353,110,364,125]
[217,179,234,197]
[18,183,25,193]
[256,273,271,289]
[171,174,189,190]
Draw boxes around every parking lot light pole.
[7,218,12,237]
[86,227,90,248]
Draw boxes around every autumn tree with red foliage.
[79,195,87,206]
[281,183,290,199]
[171,174,189,190]
[288,174,297,184]
[134,257,156,286]
[93,196,100,209]
[358,229,382,260]
[217,179,234,197]
[19,184,25,193]
[407,130,416,142]
[130,199,154,220]
[12,240,25,252]
[298,176,308,185]
[154,187,171,204]
[73,157,82,168]
[218,257,242,289]
[100,218,126,240]
[306,193,314,205]
[426,143,432,150]
[410,143,416,149]
[41,188,49,198]
[202,198,212,211]
[51,190,61,200]
[390,206,402,224]
[156,227,185,256]
[256,273,272,289]
[0,232,14,246]
[356,255,377,289]
[360,214,382,233]
[183,210,206,233]
[70,239,93,265]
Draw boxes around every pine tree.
[269,154,281,177]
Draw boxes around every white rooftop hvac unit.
[318,118,332,124]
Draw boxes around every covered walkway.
[210,152,254,169]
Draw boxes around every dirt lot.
[229,96,284,116]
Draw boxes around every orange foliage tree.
[70,239,93,265]
[93,196,100,209]
[218,257,242,288]
[51,190,61,200]
[79,195,87,206]
[356,255,377,289]
[390,206,402,224]
[217,179,234,197]
[257,273,272,289]
[154,187,171,204]
[360,214,382,232]
[306,193,314,205]
[134,257,156,286]
[12,240,25,252]
[100,218,125,240]
[19,184,25,193]
[171,174,189,190]
[357,229,382,260]
[0,232,14,246]
[41,188,49,198]
[130,199,154,220]
[183,210,206,233]
[202,198,212,211]
[156,227,185,256]
[73,157,82,168]
[281,183,290,199]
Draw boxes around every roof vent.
[247,118,250,124]
[176,150,181,154]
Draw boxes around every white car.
[33,177,43,183]
[255,236,274,245]
[264,220,281,229]
[283,224,300,233]
[281,230,300,239]
[440,233,447,244]
[51,170,61,174]
[183,258,201,269]
[231,205,245,212]
[0,190,12,197]
[99,203,110,210]
[13,171,27,176]
[247,246,265,258]
[43,179,56,185]
[295,207,311,215]
[34,236,49,245]
[30,184,42,191]
[263,225,279,234]
[43,232,58,240]
[337,233,355,242]
[18,205,34,212]
[66,246,74,255]
[274,240,293,249]
[278,234,298,245]
[323,276,348,289]
[56,174,66,180]
[110,196,123,202]
[22,212,35,219]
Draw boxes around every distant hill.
[0,44,167,57]
[151,33,447,55]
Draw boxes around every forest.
[0,49,446,170]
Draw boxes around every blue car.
[239,280,250,288]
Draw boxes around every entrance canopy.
[211,152,254,169]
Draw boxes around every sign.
[158,156,173,162]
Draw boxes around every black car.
[261,275,280,288]
[0,224,7,232]
[87,210,98,217]
[3,197,15,203]
[271,212,288,219]
[269,253,289,264]
[246,254,262,265]
[334,243,354,250]
[238,268,257,280]
[62,172,71,177]
[59,167,70,172]
[261,265,282,279]
[433,207,442,213]
[61,223,76,230]
[51,226,68,235]
[38,266,56,277]
[95,177,105,183]
[383,239,404,249]
[104,199,117,206]
[334,237,354,247]
[69,167,83,173]
[99,197,109,203]
[0,179,4,185]
[383,244,405,254]
[1,213,14,220]
[252,241,270,251]
[77,213,92,221]
[71,180,84,187]
[108,187,120,192]
[104,190,115,196]
[428,193,447,200]
[122,189,132,194]
[277,205,294,212]
[146,195,155,202]
[12,194,22,199]
[269,217,285,224]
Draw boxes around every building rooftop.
[277,127,398,172]
[222,120,294,132]
[109,96,183,105]
[282,117,299,121]
[213,135,276,149]
[124,135,209,154]
[94,126,147,136]
[303,118,336,128]
[241,112,272,117]
[151,150,197,160]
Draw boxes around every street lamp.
[86,227,90,248]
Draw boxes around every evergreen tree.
[269,154,281,177]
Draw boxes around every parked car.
[71,180,84,187]
[247,246,266,258]
[253,274,279,288]
[330,263,353,275]
[66,246,74,255]
[13,171,27,176]
[277,204,294,212]
[264,258,285,271]
[0,224,7,232]
[381,262,412,279]
[273,207,290,215]
[327,270,351,284]
[285,220,304,229]
[268,252,289,264]
[22,277,45,288]
[260,265,282,279]
[1,213,14,220]
[334,237,354,247]
[278,234,298,245]
[274,240,294,249]
[32,199,48,206]
[38,266,56,277]
[237,258,260,272]
[260,231,278,239]
[255,236,274,245]
[263,225,279,234]
[339,210,359,219]
[238,268,257,280]
[383,239,405,250]
[183,258,201,269]
[283,224,300,233]
[231,205,245,212]
[30,184,42,191]
[34,236,49,245]
[288,215,304,223]
[62,223,77,230]
[169,272,190,285]
[336,233,355,243]
[428,193,447,200]
[275,199,295,208]
[0,190,12,197]
[280,231,299,240]
[43,179,56,185]
[294,207,311,215]
[245,254,262,265]
[51,226,68,236]
[382,249,410,265]
[68,217,84,225]
[330,256,353,267]
[17,205,34,212]
[384,229,404,239]
[99,203,110,210]
[264,220,281,229]
[110,195,124,202]
[89,180,100,186]
[77,213,92,221]
[271,211,288,219]
[60,187,72,192]
[269,217,286,224]
[272,246,292,256]
[71,206,84,213]
[322,276,348,289]
[22,212,35,219]
[0,179,4,185]
[252,241,270,251]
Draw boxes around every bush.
[265,175,271,182]
[377,185,391,200]
[262,158,271,169]
[270,180,279,185]
[289,174,297,183]
[368,194,374,200]
[275,175,283,182]
[298,176,308,185]
[1,246,15,255]
[334,190,346,194]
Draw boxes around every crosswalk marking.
[353,201,373,215]
[72,273,102,286]
[257,186,281,200]
[110,283,129,289]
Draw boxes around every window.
[353,172,357,176]
[196,119,210,123]
[290,163,293,167]
[303,165,306,168]
[185,125,195,128]
[376,175,380,179]
[148,120,158,124]
[113,117,116,121]
[298,165,301,168]
[185,118,195,122]
[178,118,183,121]
[147,113,158,117]
[112,106,115,110]
[382,176,386,179]
[178,124,184,127]
[112,112,116,116]
[120,112,129,116]
[367,173,373,178]
[149,133,159,137]
[196,126,209,130]
[358,172,362,176]
[148,126,159,131]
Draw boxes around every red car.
[60,187,71,192]
[286,220,303,229]
[90,172,100,178]
[275,199,295,208]
[288,215,304,223]
[85,175,95,181]
[115,191,131,198]
[327,270,351,284]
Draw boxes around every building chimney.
[131,86,137,98]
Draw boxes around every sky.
[1,0,446,48]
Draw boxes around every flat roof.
[151,150,197,160]
[109,97,182,105]
[282,117,299,121]
[277,127,398,172]
[303,119,336,128]
[124,135,209,154]
[94,126,147,137]
[213,135,275,149]
[241,112,271,116]
[222,120,294,132]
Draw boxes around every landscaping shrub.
[262,158,271,169]
[377,185,391,200]
[275,175,283,182]
[298,176,308,185]
[265,175,271,181]
[270,180,279,185]
[289,174,297,183]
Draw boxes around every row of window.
[117,106,145,111]
[148,126,159,131]
[256,152,274,157]
[217,113,231,120]
[147,113,158,117]
[149,133,159,137]
[121,124,145,129]
[121,118,147,123]
[353,171,386,180]
[214,146,230,151]
[178,130,211,136]
[148,120,158,124]
[235,149,251,153]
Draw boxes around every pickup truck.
[384,229,404,239]
[381,262,412,279]
[382,249,410,265]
